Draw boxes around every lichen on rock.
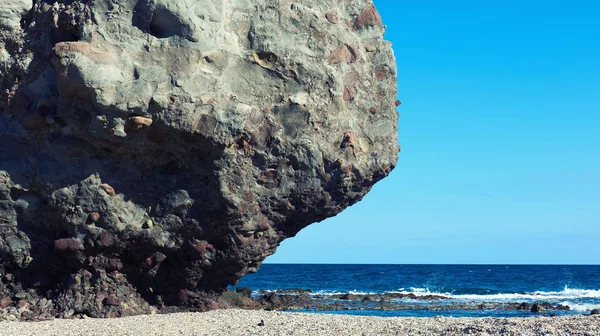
[0,0,399,318]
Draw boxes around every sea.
[234,264,600,318]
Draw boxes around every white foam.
[450,287,600,302]
[384,286,600,302]
[559,302,600,312]
[265,286,600,303]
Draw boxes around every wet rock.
[0,0,398,318]
[272,289,313,295]
[235,287,252,297]
[218,290,259,309]
[531,304,546,313]
[517,302,531,311]
[591,309,600,315]
[335,293,362,301]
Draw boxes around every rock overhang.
[0,0,399,318]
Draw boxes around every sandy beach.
[1,309,599,336]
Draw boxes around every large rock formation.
[0,0,399,318]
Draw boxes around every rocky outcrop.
[0,0,399,318]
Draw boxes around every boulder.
[531,304,546,313]
[591,309,600,315]
[235,287,253,297]
[0,0,398,318]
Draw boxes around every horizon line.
[262,262,600,266]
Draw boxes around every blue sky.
[266,1,600,264]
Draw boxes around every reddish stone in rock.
[370,106,379,114]
[242,191,254,203]
[341,166,353,176]
[98,231,112,245]
[16,300,30,309]
[83,270,92,278]
[325,11,338,24]
[375,70,386,81]
[258,220,271,231]
[18,110,46,130]
[328,45,357,65]
[343,87,357,102]
[354,4,383,30]
[99,184,116,196]
[0,297,12,309]
[258,169,279,189]
[192,241,214,255]
[125,116,153,133]
[89,212,101,222]
[104,294,122,307]
[54,238,84,253]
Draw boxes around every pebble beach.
[2,309,599,336]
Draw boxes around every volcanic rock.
[531,304,546,313]
[0,0,399,318]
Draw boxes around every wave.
[401,287,600,302]
[293,286,600,303]
[559,302,600,312]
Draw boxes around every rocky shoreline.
[3,287,592,322]
[219,288,592,316]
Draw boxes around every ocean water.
[235,264,600,317]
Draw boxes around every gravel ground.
[1,309,599,336]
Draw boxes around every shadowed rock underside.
[0,0,398,318]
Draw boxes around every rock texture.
[0,0,398,318]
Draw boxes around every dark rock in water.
[554,304,570,311]
[418,294,450,300]
[531,304,546,313]
[263,293,282,307]
[218,290,259,309]
[591,309,600,315]
[335,293,362,301]
[259,292,311,310]
[517,302,531,311]
[273,288,313,295]
[362,295,377,302]
[235,287,253,297]
[0,0,398,319]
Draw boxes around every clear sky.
[266,0,600,264]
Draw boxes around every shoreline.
[1,309,600,336]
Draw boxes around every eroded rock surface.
[0,0,398,318]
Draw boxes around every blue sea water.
[235,264,600,318]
